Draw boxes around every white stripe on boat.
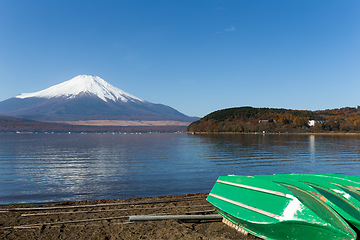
[209,193,280,219]
[217,180,290,198]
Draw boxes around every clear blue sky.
[1,1,359,118]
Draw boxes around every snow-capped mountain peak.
[15,75,144,103]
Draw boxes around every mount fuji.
[0,75,197,122]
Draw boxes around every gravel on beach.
[0,193,260,240]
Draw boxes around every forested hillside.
[187,107,360,133]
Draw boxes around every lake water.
[1,133,360,205]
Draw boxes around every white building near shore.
[308,120,326,127]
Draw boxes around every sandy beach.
[0,193,260,240]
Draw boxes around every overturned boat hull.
[207,175,356,240]
[256,173,360,232]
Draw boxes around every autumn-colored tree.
[339,122,353,132]
[277,116,290,125]
[293,117,308,127]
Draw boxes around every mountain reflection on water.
[1,133,360,204]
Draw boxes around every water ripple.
[1,133,360,204]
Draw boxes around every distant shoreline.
[187,132,360,135]
[0,115,190,133]
[56,120,191,127]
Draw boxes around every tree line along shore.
[187,106,360,134]
[3,106,360,134]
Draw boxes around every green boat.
[299,173,360,192]
[256,174,360,232]
[277,173,360,212]
[315,173,360,184]
[207,175,356,240]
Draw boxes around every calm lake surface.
[1,132,360,205]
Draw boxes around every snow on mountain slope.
[16,75,144,103]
